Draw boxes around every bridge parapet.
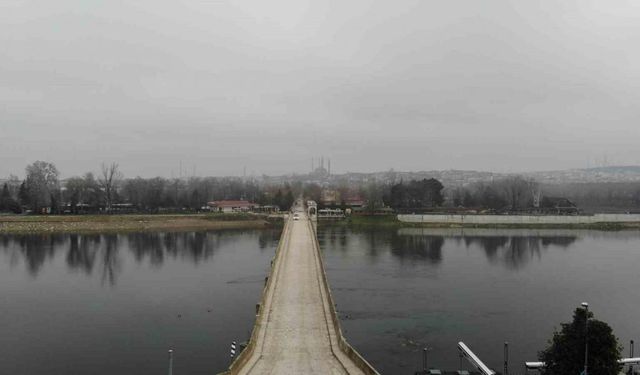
[306,218,380,375]
[220,210,378,375]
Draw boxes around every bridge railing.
[218,215,293,375]
[307,218,381,375]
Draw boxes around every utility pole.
[422,347,432,373]
[582,302,589,375]
[504,342,509,375]
[630,340,635,374]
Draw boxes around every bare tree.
[99,162,123,212]
[500,176,530,211]
[528,178,542,209]
[25,161,60,213]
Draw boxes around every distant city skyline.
[1,156,640,180]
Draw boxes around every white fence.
[398,214,640,225]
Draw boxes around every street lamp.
[423,347,432,373]
[581,302,589,375]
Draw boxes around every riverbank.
[0,213,282,234]
[335,215,640,230]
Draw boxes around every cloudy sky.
[2,0,639,178]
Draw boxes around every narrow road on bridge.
[235,208,369,375]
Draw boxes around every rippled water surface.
[318,226,640,375]
[0,229,281,375]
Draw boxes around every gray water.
[318,226,640,374]
[2,227,639,375]
[0,230,281,375]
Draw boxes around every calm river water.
[0,229,281,375]
[318,225,640,374]
[1,226,639,375]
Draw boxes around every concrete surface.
[235,211,368,375]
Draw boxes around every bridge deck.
[233,210,371,375]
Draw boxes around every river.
[318,225,640,374]
[1,226,639,374]
[0,230,281,375]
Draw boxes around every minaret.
[321,156,324,170]
[328,159,331,176]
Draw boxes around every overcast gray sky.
[2,0,639,178]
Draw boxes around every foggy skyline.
[2,0,640,178]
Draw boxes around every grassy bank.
[332,215,640,231]
[0,213,283,234]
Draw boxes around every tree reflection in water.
[0,230,280,284]
[66,234,99,275]
[390,234,444,264]
[101,235,121,286]
[18,234,64,276]
[463,235,577,269]
[319,226,579,269]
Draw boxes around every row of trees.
[385,178,444,210]
[451,178,640,212]
[1,161,297,214]
[350,176,640,213]
[544,182,640,211]
[336,176,528,212]
[255,188,295,211]
[1,161,123,214]
[449,176,539,211]
[5,162,640,214]
[356,175,640,213]
[0,161,118,213]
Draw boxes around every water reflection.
[463,235,577,269]
[319,226,640,375]
[0,230,280,284]
[390,234,444,264]
[66,234,99,275]
[319,226,580,270]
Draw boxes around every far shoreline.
[0,213,283,235]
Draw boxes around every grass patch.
[0,213,277,234]
[204,212,263,221]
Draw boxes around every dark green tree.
[284,190,295,210]
[0,183,21,213]
[18,181,29,207]
[538,307,621,375]
[388,178,444,210]
[274,189,284,210]
[0,183,10,202]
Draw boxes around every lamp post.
[422,347,432,373]
[582,302,589,375]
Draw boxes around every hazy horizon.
[3,1,640,178]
